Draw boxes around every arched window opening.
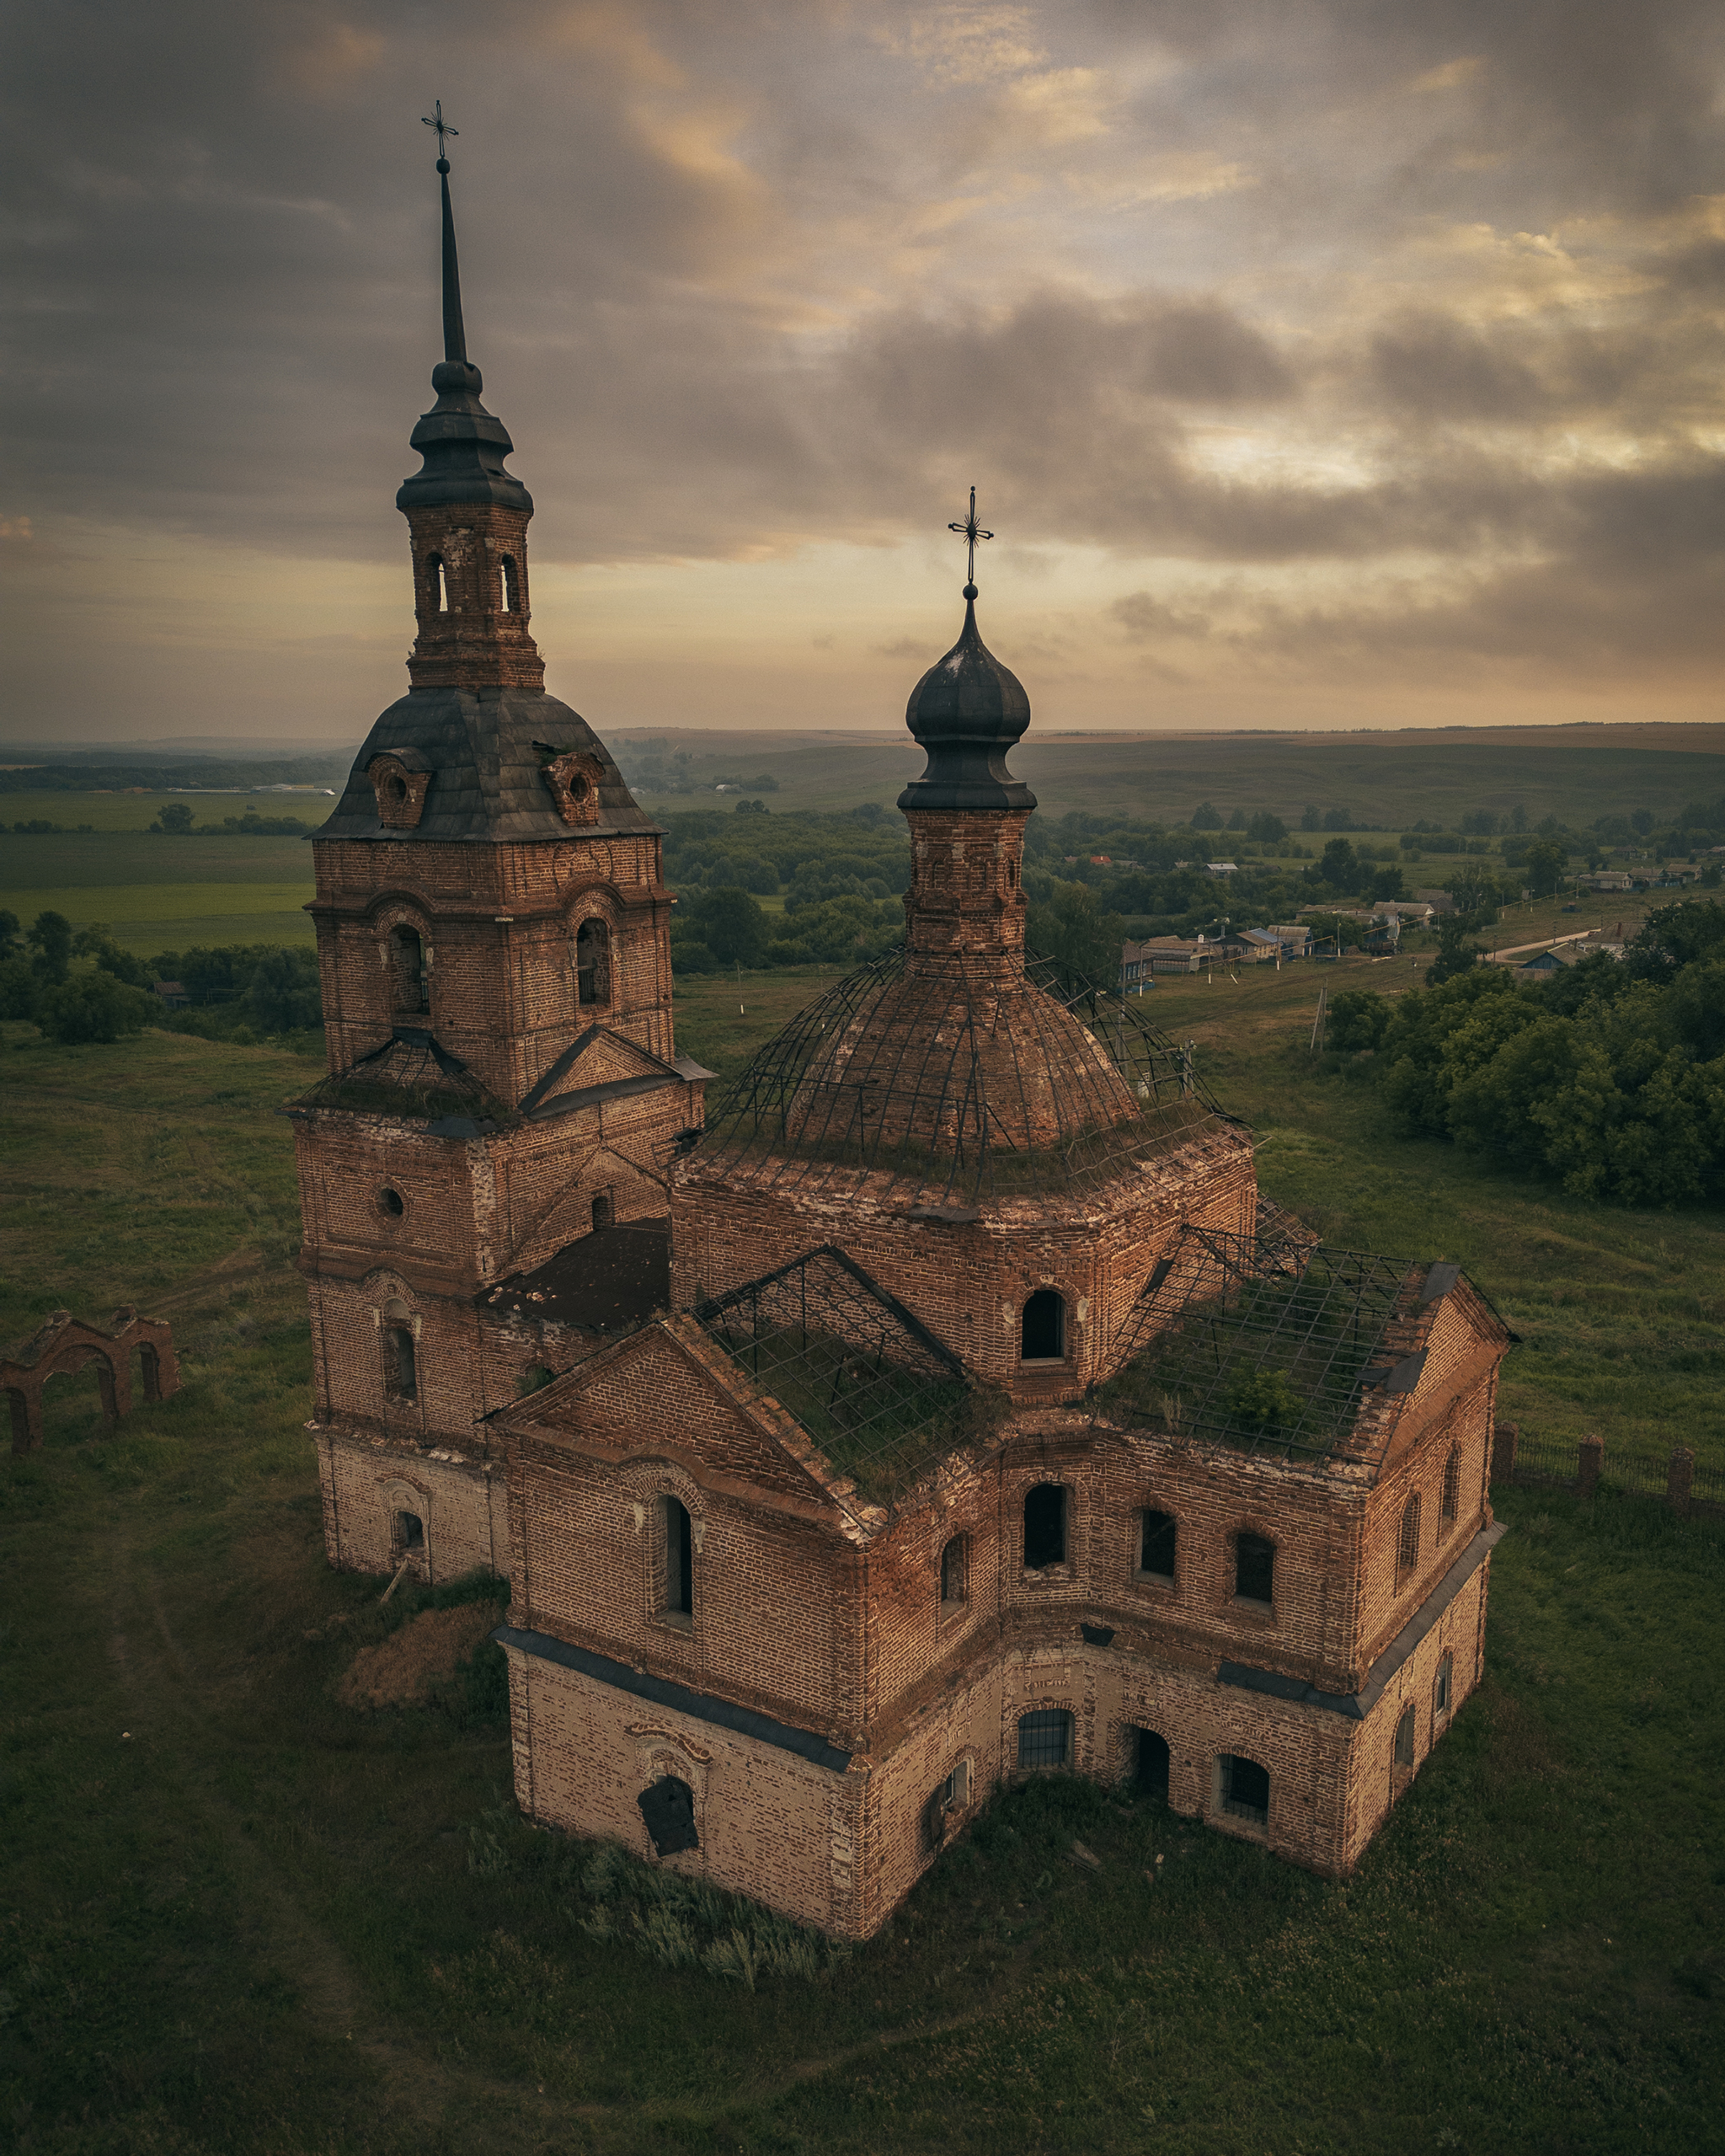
[427,554,448,613]
[1020,1289,1065,1362]
[1434,1651,1454,1718]
[499,555,517,613]
[1394,1704,1417,1767]
[1216,1753,1269,1827]
[396,1510,425,1555]
[391,926,428,1014]
[1440,1445,1461,1524]
[384,771,409,805]
[939,1533,968,1609]
[1235,1532,1274,1606]
[1139,1507,1178,1583]
[1134,1727,1171,1801]
[591,1192,614,1232]
[575,918,610,1007]
[1397,1492,1422,1572]
[1017,1707,1072,1770]
[926,1757,972,1847]
[660,1495,693,1624]
[638,1773,698,1857]
[382,1325,418,1403]
[1023,1483,1066,1570]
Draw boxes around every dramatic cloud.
[1,0,1722,740]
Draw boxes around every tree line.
[0,914,319,1045]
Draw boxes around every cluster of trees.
[1326,902,1725,1206]
[671,887,904,974]
[0,912,320,1045]
[149,804,314,836]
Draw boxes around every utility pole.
[1310,980,1327,1053]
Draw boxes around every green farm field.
[3,961,1721,2153]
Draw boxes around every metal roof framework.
[1098,1220,1447,1472]
[695,1244,999,1506]
[689,946,1229,1210]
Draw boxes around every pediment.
[519,1025,681,1121]
[508,1319,857,1519]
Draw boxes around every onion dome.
[897,584,1035,813]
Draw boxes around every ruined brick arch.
[3,1308,179,1455]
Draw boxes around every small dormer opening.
[591,1192,613,1231]
[1021,1289,1065,1362]
[499,556,517,613]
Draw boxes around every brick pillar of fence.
[1491,1420,1519,1482]
[1578,1432,1604,1499]
[1667,1447,1695,1519]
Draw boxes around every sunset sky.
[3,1,1722,746]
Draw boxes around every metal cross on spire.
[948,486,994,593]
[422,99,458,168]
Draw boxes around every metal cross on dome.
[422,99,458,163]
[948,487,993,590]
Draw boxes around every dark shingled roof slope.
[315,687,657,844]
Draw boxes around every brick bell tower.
[290,119,710,1584]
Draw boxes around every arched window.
[1235,1532,1274,1605]
[1216,1753,1269,1827]
[499,555,517,613]
[1021,1289,1065,1362]
[638,1774,698,1856]
[1441,1444,1461,1524]
[1023,1483,1066,1569]
[391,926,428,1014]
[427,554,449,613]
[591,1192,613,1232]
[660,1495,693,1624]
[1134,1727,1171,1801]
[939,1533,967,1609]
[382,1324,417,1403]
[1394,1703,1417,1767]
[1139,1507,1177,1583]
[1397,1492,1422,1572]
[575,918,610,1007]
[1434,1651,1453,1718]
[1017,1707,1072,1769]
[394,1510,425,1556]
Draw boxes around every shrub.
[1327,989,1390,1051]
[37,971,156,1043]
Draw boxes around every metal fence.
[1490,1422,1723,1521]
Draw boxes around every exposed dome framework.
[690,946,1230,1209]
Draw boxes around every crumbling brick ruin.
[3,1307,179,1453]
[297,161,1510,1939]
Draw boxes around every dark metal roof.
[899,591,1036,812]
[315,687,656,843]
[481,1218,671,1333]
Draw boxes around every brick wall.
[315,1426,508,1579]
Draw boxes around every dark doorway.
[638,1774,698,1857]
[1135,1727,1171,1801]
[1021,1290,1065,1361]
[1218,1753,1269,1825]
[1023,1482,1066,1569]
[591,1192,613,1231]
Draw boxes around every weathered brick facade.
[299,181,1510,1940]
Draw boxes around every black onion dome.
[396,359,532,514]
[897,588,1036,812]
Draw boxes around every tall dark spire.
[398,105,531,515]
[439,161,468,365]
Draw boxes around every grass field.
[3,967,1722,2153]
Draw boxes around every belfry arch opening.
[391,926,428,1014]
[575,918,610,1007]
[427,554,449,613]
[499,556,517,613]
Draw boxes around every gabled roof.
[1096,1217,1511,1482]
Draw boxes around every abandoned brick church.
[292,156,1510,1940]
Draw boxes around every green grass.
[3,1009,1723,2153]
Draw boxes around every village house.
[293,159,1514,1942]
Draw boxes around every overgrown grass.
[3,1000,1723,2153]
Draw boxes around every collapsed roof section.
[1096,1218,1484,1478]
[688,946,1231,1211]
[695,1244,1010,1512]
